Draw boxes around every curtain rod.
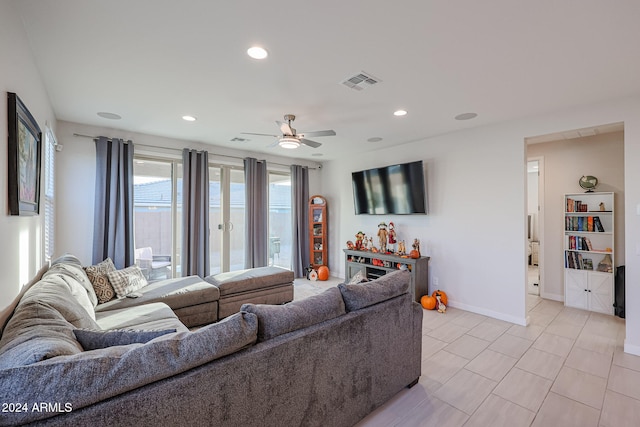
[72,133,316,169]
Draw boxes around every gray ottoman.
[205,266,294,319]
[95,276,220,328]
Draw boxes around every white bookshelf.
[563,192,614,314]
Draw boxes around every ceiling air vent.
[230,137,249,142]
[340,71,381,91]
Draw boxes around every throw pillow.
[339,270,410,312]
[85,258,117,303]
[73,328,176,351]
[241,287,346,342]
[348,270,368,284]
[106,265,148,299]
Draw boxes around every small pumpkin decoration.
[432,290,448,306]
[409,249,420,259]
[420,294,437,310]
[317,265,330,281]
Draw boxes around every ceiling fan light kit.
[279,136,301,149]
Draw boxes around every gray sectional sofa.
[0,255,422,427]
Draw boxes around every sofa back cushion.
[50,254,99,307]
[338,270,410,312]
[0,263,49,336]
[0,280,100,370]
[241,287,346,342]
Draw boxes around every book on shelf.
[565,215,605,232]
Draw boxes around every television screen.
[352,160,427,215]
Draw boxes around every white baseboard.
[448,301,527,326]
[540,292,563,302]
[624,340,640,356]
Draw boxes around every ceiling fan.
[242,114,336,149]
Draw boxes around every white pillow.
[107,265,148,299]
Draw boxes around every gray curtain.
[182,149,210,278]
[244,157,268,268]
[93,137,134,269]
[291,164,309,277]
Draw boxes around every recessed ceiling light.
[367,137,383,142]
[247,46,268,59]
[97,112,121,120]
[455,112,478,120]
[393,110,407,116]
[182,115,197,122]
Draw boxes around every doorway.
[527,158,543,296]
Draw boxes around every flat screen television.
[352,160,427,215]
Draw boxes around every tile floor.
[292,279,637,427]
[354,295,636,427]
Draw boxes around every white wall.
[0,1,56,314]
[323,96,640,343]
[54,120,322,265]
[528,132,625,301]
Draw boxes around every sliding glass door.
[133,158,179,281]
[209,166,245,274]
[269,173,292,269]
[134,156,293,277]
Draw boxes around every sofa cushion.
[50,254,99,307]
[43,261,97,321]
[106,265,148,298]
[0,263,49,336]
[73,328,177,351]
[241,287,346,342]
[205,266,294,296]
[95,302,189,332]
[85,258,117,303]
[338,270,410,312]
[0,280,100,370]
[94,276,219,313]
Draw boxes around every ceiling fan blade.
[299,138,322,148]
[267,140,280,148]
[277,120,293,136]
[299,129,336,138]
[241,132,278,137]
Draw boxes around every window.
[43,126,57,261]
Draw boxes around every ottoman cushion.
[205,267,294,296]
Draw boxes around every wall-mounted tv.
[352,160,427,215]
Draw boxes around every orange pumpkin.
[409,249,420,259]
[317,266,330,281]
[420,295,437,310]
[432,290,448,306]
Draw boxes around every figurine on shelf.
[377,222,388,253]
[397,240,406,256]
[599,202,606,211]
[346,240,355,250]
[387,222,397,253]
[412,238,420,254]
[354,231,365,250]
[366,236,374,251]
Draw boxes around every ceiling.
[13,0,640,161]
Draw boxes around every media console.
[343,249,430,303]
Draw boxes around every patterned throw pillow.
[106,265,148,299]
[84,258,117,303]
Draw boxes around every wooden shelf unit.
[309,195,327,269]
[343,249,430,303]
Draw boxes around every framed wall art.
[7,92,42,216]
